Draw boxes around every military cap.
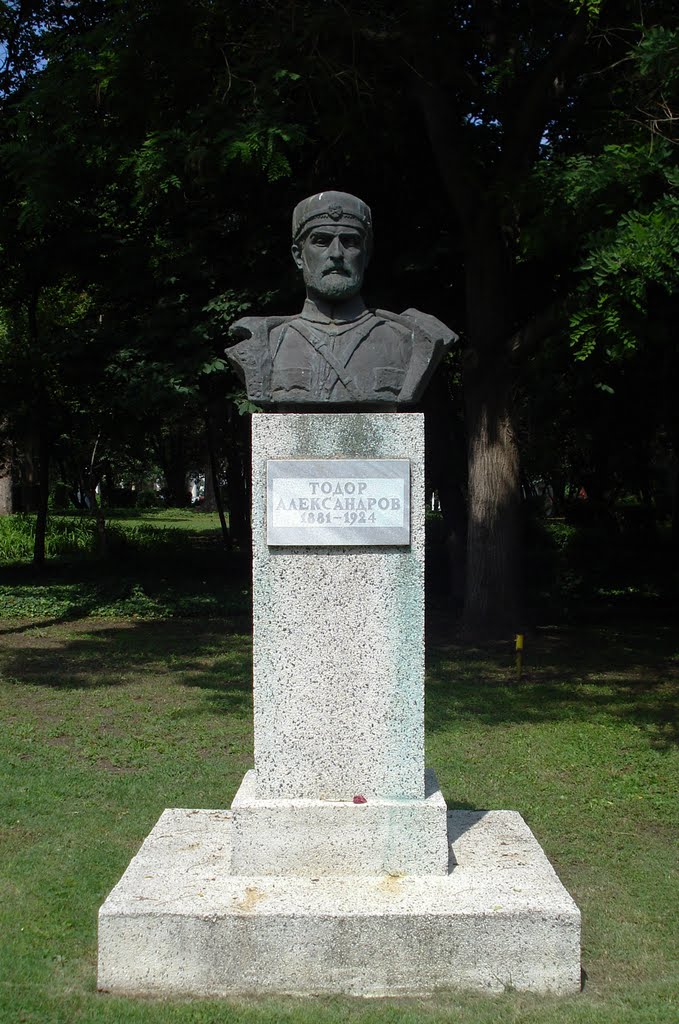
[292,191,373,243]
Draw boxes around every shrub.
[0,515,99,564]
[135,490,162,509]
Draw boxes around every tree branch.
[413,78,478,237]
[508,296,578,361]
[0,0,33,98]
[500,10,589,179]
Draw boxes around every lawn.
[0,515,677,1023]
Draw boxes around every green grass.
[0,510,249,621]
[0,509,226,567]
[89,508,227,532]
[0,512,677,1020]
[1,606,677,1023]
[0,567,250,620]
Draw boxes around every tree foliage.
[0,0,677,623]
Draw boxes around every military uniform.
[228,301,456,407]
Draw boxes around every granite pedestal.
[228,414,449,878]
[98,413,581,997]
[250,414,427,802]
[230,767,449,877]
[98,807,581,996]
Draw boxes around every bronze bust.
[225,191,457,408]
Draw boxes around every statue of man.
[225,191,457,407]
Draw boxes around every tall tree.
[251,0,677,633]
[1,1,675,615]
[0,0,305,553]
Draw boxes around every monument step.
[230,767,449,876]
[98,806,581,998]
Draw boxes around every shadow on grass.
[426,616,679,751]
[2,605,677,751]
[0,554,251,628]
[0,619,253,716]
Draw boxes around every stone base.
[251,415,427,803]
[230,767,449,876]
[98,808,581,997]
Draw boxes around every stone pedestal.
[229,413,449,877]
[230,768,449,877]
[98,808,581,997]
[98,411,581,997]
[250,414,426,801]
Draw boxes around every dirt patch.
[95,757,136,774]
[0,618,137,649]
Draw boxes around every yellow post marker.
[515,633,525,680]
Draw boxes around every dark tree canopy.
[0,0,677,628]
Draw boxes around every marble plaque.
[267,459,410,546]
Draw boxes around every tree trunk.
[157,428,190,507]
[670,439,679,550]
[424,378,467,602]
[87,479,107,557]
[202,459,217,512]
[99,461,114,507]
[0,440,13,515]
[27,290,50,568]
[84,436,107,557]
[462,228,521,637]
[205,411,230,549]
[225,404,251,550]
[463,368,521,636]
[33,426,50,569]
[0,474,13,515]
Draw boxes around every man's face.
[292,224,369,303]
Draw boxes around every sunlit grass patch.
[0,614,677,1022]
